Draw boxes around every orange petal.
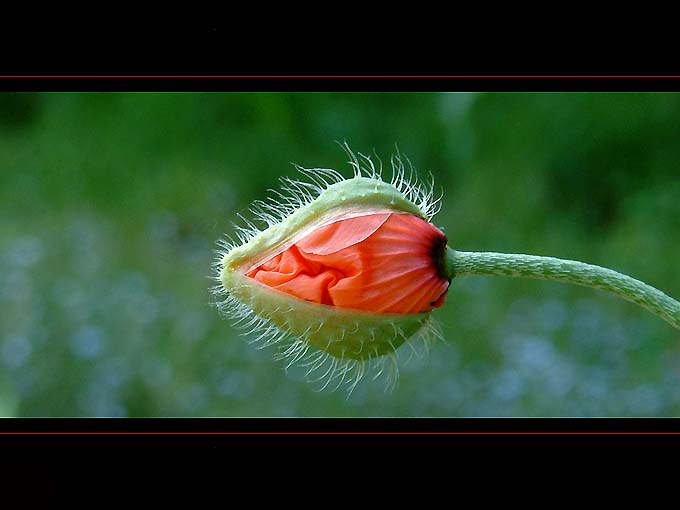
[296,213,390,255]
[246,212,450,314]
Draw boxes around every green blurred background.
[1,92,679,417]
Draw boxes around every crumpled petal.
[247,212,450,314]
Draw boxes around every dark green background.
[1,92,679,416]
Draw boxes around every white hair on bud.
[211,143,445,395]
[213,142,443,256]
[210,282,442,395]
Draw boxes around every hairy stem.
[446,247,680,330]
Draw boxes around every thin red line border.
[2,75,680,79]
[0,431,679,435]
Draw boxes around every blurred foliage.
[1,92,679,417]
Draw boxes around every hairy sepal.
[222,268,431,360]
[221,176,425,274]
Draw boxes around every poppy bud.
[214,146,450,392]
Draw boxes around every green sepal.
[222,268,432,360]
[222,176,426,273]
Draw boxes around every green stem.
[446,247,680,330]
